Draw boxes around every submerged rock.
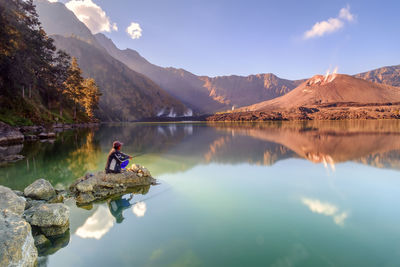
[70,167,156,205]
[0,185,26,216]
[24,179,56,200]
[0,210,38,267]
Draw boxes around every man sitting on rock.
[105,141,133,174]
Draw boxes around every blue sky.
[56,0,400,79]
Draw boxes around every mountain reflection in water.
[1,121,400,266]
[2,120,400,190]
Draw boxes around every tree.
[63,57,84,120]
[53,50,71,117]
[82,78,101,120]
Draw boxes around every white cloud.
[301,197,349,226]
[126,22,142,39]
[339,5,354,22]
[304,5,355,39]
[65,0,118,34]
[48,0,58,2]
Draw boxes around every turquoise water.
[2,121,400,266]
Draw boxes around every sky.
[52,0,400,79]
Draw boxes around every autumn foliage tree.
[82,78,101,120]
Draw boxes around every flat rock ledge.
[70,165,156,205]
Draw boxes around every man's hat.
[113,141,123,149]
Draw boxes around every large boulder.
[0,185,26,216]
[70,167,156,205]
[24,203,69,227]
[24,179,56,200]
[0,122,24,145]
[0,210,38,267]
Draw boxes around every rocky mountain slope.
[355,65,400,87]
[95,33,304,113]
[245,74,400,111]
[34,0,187,121]
[52,35,187,121]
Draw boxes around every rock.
[0,154,24,163]
[24,179,56,200]
[40,222,69,237]
[13,190,25,197]
[0,185,26,216]
[70,169,156,204]
[75,192,95,204]
[34,234,51,247]
[141,168,150,177]
[38,132,56,139]
[47,194,64,204]
[130,164,141,172]
[0,210,38,267]
[19,125,45,134]
[76,179,94,192]
[25,199,46,210]
[0,122,24,145]
[24,203,69,227]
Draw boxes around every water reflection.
[2,121,400,191]
[301,197,348,226]
[76,206,115,240]
[132,202,147,217]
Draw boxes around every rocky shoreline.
[0,121,99,145]
[0,179,69,267]
[207,103,400,122]
[0,164,156,266]
[0,121,99,165]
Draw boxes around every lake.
[1,121,400,267]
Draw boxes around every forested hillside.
[0,0,100,125]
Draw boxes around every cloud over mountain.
[65,0,117,33]
[304,5,355,39]
[126,22,142,39]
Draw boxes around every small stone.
[75,192,95,205]
[141,168,151,177]
[47,194,64,204]
[76,180,94,192]
[24,203,69,227]
[0,185,26,216]
[24,179,56,200]
[38,132,56,139]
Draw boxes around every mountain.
[94,33,304,113]
[34,0,188,121]
[51,35,187,121]
[354,65,400,87]
[34,0,101,48]
[243,74,400,111]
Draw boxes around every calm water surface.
[1,121,400,267]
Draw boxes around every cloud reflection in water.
[76,206,115,240]
[132,202,147,217]
[301,197,348,226]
